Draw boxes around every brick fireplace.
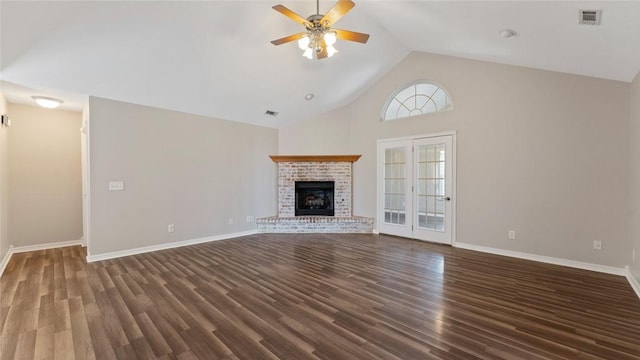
[257,155,374,233]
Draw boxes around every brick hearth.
[257,216,374,233]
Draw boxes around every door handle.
[438,197,451,201]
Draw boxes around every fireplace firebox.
[295,181,334,216]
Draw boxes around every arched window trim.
[380,79,453,122]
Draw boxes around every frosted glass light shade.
[32,96,63,109]
[298,36,310,50]
[324,31,337,46]
[326,45,338,57]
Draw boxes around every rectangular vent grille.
[579,9,601,25]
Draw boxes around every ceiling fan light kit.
[271,0,369,60]
[298,31,338,59]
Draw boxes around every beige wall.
[280,51,631,268]
[278,106,352,155]
[7,103,83,247]
[353,52,630,268]
[88,97,278,256]
[631,71,640,280]
[0,92,8,262]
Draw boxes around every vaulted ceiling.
[2,1,639,128]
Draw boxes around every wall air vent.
[579,9,601,25]
[264,110,278,116]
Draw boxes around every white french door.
[378,140,413,238]
[378,134,454,244]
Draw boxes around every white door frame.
[376,131,456,245]
[81,105,91,250]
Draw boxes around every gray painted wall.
[88,97,278,256]
[280,51,632,269]
[7,103,83,247]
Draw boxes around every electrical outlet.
[228,218,234,225]
[167,224,174,233]
[508,230,516,240]
[108,181,125,191]
[593,240,602,251]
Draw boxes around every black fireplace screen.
[295,181,334,216]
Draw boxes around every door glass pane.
[416,143,446,231]
[427,179,435,194]
[417,162,427,179]
[384,147,406,225]
[427,146,437,162]
[426,162,436,178]
[435,179,445,196]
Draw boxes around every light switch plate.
[1,114,10,127]
[108,181,125,191]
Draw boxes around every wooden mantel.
[269,155,361,163]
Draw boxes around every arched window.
[382,81,452,121]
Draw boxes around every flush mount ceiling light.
[31,96,63,109]
[305,93,314,101]
[271,0,369,60]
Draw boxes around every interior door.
[378,135,454,244]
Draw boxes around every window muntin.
[382,81,452,121]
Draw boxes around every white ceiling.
[2,1,639,128]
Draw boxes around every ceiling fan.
[271,0,370,60]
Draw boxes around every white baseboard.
[10,239,84,254]
[455,242,639,301]
[0,239,84,277]
[627,266,640,300]
[86,230,258,263]
[0,246,13,277]
[454,242,627,276]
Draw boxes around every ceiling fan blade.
[271,32,307,46]
[320,0,355,27]
[272,5,311,27]
[334,29,369,44]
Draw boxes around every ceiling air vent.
[579,9,601,25]
[264,110,278,117]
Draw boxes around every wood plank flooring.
[1,233,640,359]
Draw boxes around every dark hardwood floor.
[1,233,640,359]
